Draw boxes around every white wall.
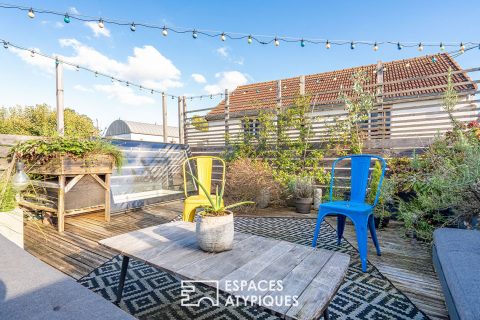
[107,133,180,143]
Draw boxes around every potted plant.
[190,173,253,253]
[289,176,313,214]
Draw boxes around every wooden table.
[99,221,350,320]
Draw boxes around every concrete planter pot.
[196,211,234,253]
[295,198,312,214]
[0,208,24,248]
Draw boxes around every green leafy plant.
[188,172,254,216]
[0,104,100,138]
[0,180,16,212]
[10,137,124,170]
[326,71,376,155]
[191,115,209,132]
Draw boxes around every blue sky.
[1,0,479,131]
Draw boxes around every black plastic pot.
[295,198,312,214]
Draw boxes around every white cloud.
[58,38,182,91]
[9,47,54,74]
[84,21,111,38]
[95,83,155,106]
[216,47,229,57]
[73,84,94,92]
[68,7,80,15]
[191,73,206,84]
[204,71,248,94]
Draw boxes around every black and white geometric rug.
[78,217,428,320]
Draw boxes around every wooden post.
[276,80,282,144]
[182,96,188,145]
[376,60,385,150]
[224,89,230,145]
[178,96,184,144]
[299,75,305,95]
[56,60,64,136]
[57,175,65,232]
[162,93,168,143]
[104,174,111,222]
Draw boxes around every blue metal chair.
[312,154,387,272]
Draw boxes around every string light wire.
[0,2,478,49]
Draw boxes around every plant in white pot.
[290,176,314,214]
[189,173,253,253]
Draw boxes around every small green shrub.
[0,181,16,212]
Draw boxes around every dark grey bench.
[0,235,135,320]
[432,228,480,320]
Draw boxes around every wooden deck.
[24,200,448,320]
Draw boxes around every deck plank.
[23,201,448,319]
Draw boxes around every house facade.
[105,120,180,143]
[193,54,477,146]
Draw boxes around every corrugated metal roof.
[105,120,179,137]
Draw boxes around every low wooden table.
[99,221,350,320]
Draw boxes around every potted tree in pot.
[190,173,253,253]
[289,176,314,214]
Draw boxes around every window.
[242,119,261,138]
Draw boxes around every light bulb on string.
[440,42,445,51]
[274,38,280,47]
[94,72,98,77]
[111,77,114,83]
[247,35,252,44]
[151,89,154,94]
[130,22,136,32]
[162,26,168,36]
[139,86,142,91]
[98,19,104,29]
[300,39,305,47]
[30,50,35,57]
[210,95,213,99]
[171,95,175,100]
[373,42,379,51]
[432,56,437,63]
[64,14,70,23]
[418,42,423,51]
[350,41,355,50]
[75,65,79,71]
[192,30,198,39]
[28,8,35,19]
[221,33,226,41]
[126,81,129,87]
[3,41,8,49]
[397,42,402,50]
[325,40,331,49]
[460,42,465,53]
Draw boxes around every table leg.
[323,305,330,320]
[116,256,130,303]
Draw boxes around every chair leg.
[182,203,198,222]
[336,215,346,245]
[352,216,369,272]
[368,214,381,256]
[312,209,327,247]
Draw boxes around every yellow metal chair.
[182,156,226,222]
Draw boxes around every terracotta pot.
[295,198,312,214]
[196,211,234,253]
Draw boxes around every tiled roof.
[207,53,476,118]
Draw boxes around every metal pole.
[56,60,64,136]
[162,93,168,143]
[178,96,184,144]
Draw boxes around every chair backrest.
[329,154,387,206]
[182,156,226,197]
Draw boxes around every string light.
[274,38,280,47]
[75,65,79,71]
[432,56,437,63]
[30,49,35,57]
[373,42,378,51]
[2,3,478,51]
[418,42,423,51]
[350,41,355,50]
[460,42,465,53]
[3,41,8,49]
[130,22,136,32]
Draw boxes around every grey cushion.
[433,228,480,320]
[0,235,135,320]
